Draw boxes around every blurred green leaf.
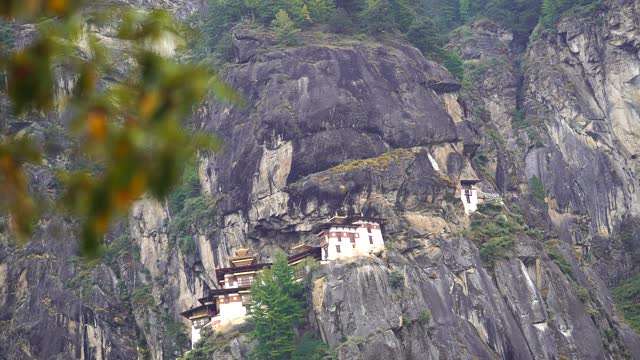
[1,2,231,257]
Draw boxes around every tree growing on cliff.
[406,18,444,55]
[361,0,415,34]
[271,10,301,45]
[249,252,305,360]
[308,0,336,23]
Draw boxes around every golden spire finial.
[235,248,249,257]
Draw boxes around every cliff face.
[1,0,640,359]
[522,0,640,286]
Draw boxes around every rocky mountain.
[1,0,639,359]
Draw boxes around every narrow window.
[369,236,373,245]
[336,245,341,253]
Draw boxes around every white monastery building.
[181,215,386,347]
[316,215,386,262]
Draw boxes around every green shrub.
[67,267,95,299]
[544,241,575,281]
[612,274,640,333]
[167,159,217,252]
[474,151,489,168]
[162,315,191,357]
[179,236,197,257]
[307,0,336,23]
[417,309,431,323]
[406,18,444,56]
[293,336,334,360]
[389,270,405,289]
[271,10,301,45]
[576,286,591,303]
[104,235,139,270]
[182,328,230,360]
[479,235,514,267]
[540,0,603,30]
[168,159,201,215]
[511,109,528,130]
[463,56,509,82]
[470,209,525,267]
[328,7,354,34]
[528,176,547,208]
[441,48,464,80]
[131,285,156,309]
[361,0,415,34]
[169,196,217,245]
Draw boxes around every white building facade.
[319,216,385,261]
[460,181,479,214]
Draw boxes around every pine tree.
[301,4,313,24]
[459,0,471,20]
[271,10,301,45]
[389,0,416,33]
[361,0,396,33]
[336,0,367,13]
[249,253,305,360]
[307,0,336,23]
[284,0,307,25]
[540,0,558,27]
[328,7,355,33]
[406,18,444,55]
[439,0,461,31]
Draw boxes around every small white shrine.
[460,180,480,214]
[316,215,386,262]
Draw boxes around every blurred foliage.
[131,284,156,309]
[0,2,240,257]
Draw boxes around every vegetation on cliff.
[613,275,640,333]
[249,252,305,359]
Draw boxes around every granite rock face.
[0,221,139,360]
[310,235,624,360]
[522,0,640,285]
